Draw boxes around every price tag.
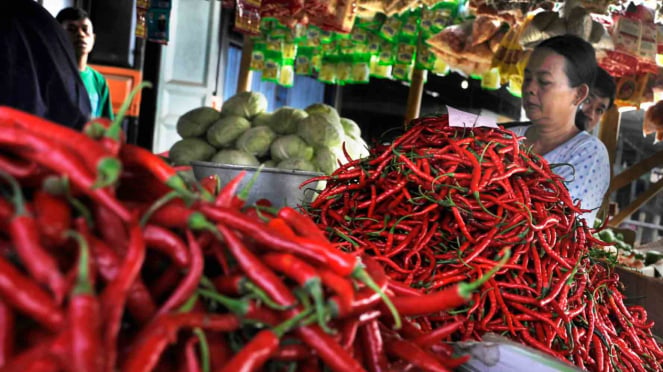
[447,105,498,129]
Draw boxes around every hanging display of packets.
[248,1,462,87]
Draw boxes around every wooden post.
[236,35,254,94]
[404,69,426,126]
[598,106,621,170]
[597,106,621,218]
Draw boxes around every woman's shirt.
[508,126,611,226]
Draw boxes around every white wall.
[39,0,74,17]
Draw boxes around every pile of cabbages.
[168,91,369,174]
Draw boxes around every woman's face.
[522,48,585,126]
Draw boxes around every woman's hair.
[593,67,616,109]
[535,35,598,130]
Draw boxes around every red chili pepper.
[296,325,365,372]
[358,319,388,372]
[0,124,130,221]
[155,229,203,315]
[0,172,67,303]
[216,224,297,308]
[75,218,156,323]
[199,174,220,196]
[0,256,64,331]
[93,204,129,255]
[390,250,510,316]
[214,170,247,207]
[122,312,241,372]
[277,206,328,241]
[0,300,14,368]
[219,329,279,372]
[412,320,463,347]
[200,204,357,276]
[32,189,71,248]
[143,224,190,268]
[383,332,451,372]
[271,343,313,361]
[101,222,146,372]
[120,144,195,199]
[182,335,201,372]
[66,231,104,372]
[0,107,123,187]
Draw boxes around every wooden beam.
[404,69,426,126]
[236,35,254,94]
[609,148,663,193]
[598,106,621,172]
[608,177,663,227]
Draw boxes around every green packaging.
[379,16,402,42]
[319,55,338,84]
[295,46,315,76]
[250,41,266,71]
[262,50,282,83]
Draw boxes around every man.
[582,67,616,132]
[56,7,114,120]
[0,0,91,129]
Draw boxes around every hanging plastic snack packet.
[379,16,402,42]
[234,0,261,35]
[279,58,295,87]
[392,62,413,81]
[262,50,282,83]
[319,55,338,84]
[250,40,267,70]
[371,55,393,79]
[351,54,371,83]
[295,46,315,75]
[337,55,353,84]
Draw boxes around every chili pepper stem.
[244,281,291,311]
[353,265,401,330]
[108,81,152,138]
[458,248,512,299]
[140,190,180,226]
[178,293,199,313]
[305,279,334,334]
[0,170,26,216]
[197,288,249,315]
[65,230,94,296]
[91,157,122,189]
[193,328,210,372]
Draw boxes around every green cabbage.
[262,160,278,168]
[235,126,277,157]
[304,103,341,122]
[296,112,344,148]
[252,112,273,127]
[221,91,268,119]
[169,138,216,165]
[206,115,251,148]
[270,135,314,161]
[313,147,339,175]
[340,117,362,140]
[268,107,308,134]
[211,149,259,166]
[277,159,318,172]
[176,107,221,138]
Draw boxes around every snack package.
[250,41,267,71]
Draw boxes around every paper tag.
[447,105,498,129]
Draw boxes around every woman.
[509,35,610,226]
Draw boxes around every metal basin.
[190,161,325,208]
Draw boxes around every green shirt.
[80,66,114,119]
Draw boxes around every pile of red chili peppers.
[303,115,663,371]
[0,107,494,372]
